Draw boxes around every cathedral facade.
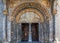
[0,0,58,43]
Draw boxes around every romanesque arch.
[10,2,51,23]
[9,2,51,43]
[2,0,56,43]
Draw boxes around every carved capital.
[9,16,15,22]
[53,9,57,15]
[3,10,8,15]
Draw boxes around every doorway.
[21,23,39,42]
[21,23,29,41]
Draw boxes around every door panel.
[31,23,39,41]
[21,23,29,41]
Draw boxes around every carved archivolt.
[16,8,44,23]
[10,2,51,23]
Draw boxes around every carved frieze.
[8,0,51,9]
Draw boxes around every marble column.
[29,23,32,42]
[7,20,11,42]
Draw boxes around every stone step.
[10,41,52,43]
[17,41,42,43]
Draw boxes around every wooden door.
[31,23,39,41]
[21,23,29,41]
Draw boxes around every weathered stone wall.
[55,0,60,42]
[0,0,60,43]
[0,0,4,42]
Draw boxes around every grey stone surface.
[0,0,4,40]
[55,0,60,43]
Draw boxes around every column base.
[3,41,10,43]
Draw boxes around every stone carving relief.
[8,0,51,9]
[41,0,51,8]
[4,0,52,23]
[16,8,44,23]
[19,12,40,23]
[9,2,51,23]
[9,0,20,8]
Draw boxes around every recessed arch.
[10,2,51,23]
[16,8,44,23]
